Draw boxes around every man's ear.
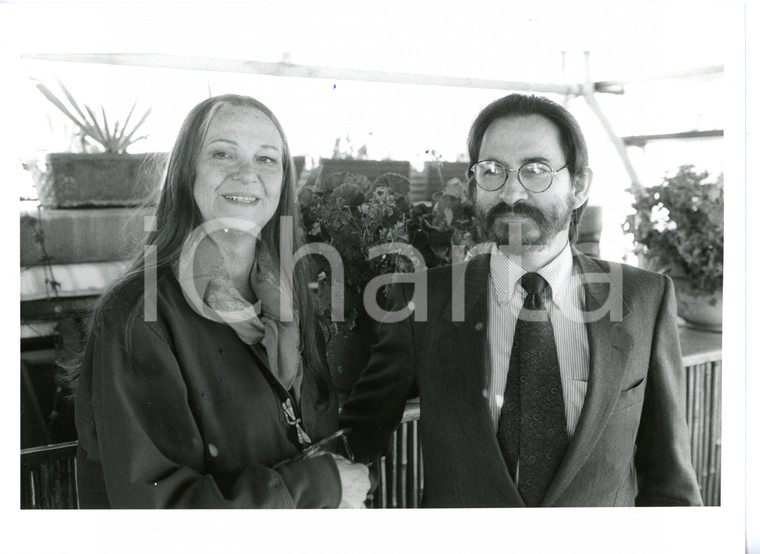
[571,167,593,209]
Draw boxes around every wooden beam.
[581,52,642,187]
[21,53,584,96]
[595,65,723,94]
[622,129,724,147]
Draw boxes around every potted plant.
[25,78,157,208]
[624,164,723,331]
[298,170,477,401]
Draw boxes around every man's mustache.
[485,202,547,228]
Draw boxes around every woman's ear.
[571,167,593,208]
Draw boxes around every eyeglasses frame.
[469,160,571,193]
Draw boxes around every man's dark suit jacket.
[340,250,703,507]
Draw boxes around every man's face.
[475,114,585,250]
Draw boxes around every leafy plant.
[409,177,478,267]
[32,78,151,154]
[623,165,723,295]
[298,169,478,332]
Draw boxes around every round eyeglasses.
[470,160,569,193]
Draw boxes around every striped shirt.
[485,242,589,438]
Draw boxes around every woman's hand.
[329,454,370,509]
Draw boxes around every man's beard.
[476,197,574,250]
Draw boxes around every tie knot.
[520,273,549,310]
[520,272,548,295]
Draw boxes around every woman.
[73,94,370,508]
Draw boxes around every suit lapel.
[436,255,525,505]
[543,251,633,506]
[438,255,491,413]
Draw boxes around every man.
[340,93,702,507]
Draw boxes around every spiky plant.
[33,78,151,154]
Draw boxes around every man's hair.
[466,93,590,243]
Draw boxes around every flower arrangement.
[624,164,723,296]
[298,169,478,332]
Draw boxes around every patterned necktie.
[497,272,568,507]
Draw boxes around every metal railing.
[20,355,721,509]
[20,440,79,509]
[369,399,423,509]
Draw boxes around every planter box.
[575,205,603,257]
[317,159,411,184]
[20,207,152,266]
[423,162,469,200]
[293,155,305,180]
[34,153,163,208]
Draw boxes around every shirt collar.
[489,241,574,309]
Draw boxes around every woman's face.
[193,103,284,227]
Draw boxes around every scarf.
[178,246,303,399]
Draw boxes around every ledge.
[20,206,151,266]
[679,324,722,366]
[21,261,128,302]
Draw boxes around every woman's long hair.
[65,94,333,402]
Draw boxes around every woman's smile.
[222,194,261,204]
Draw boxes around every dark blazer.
[340,250,703,507]
[76,273,341,508]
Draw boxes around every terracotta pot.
[671,276,723,332]
[34,152,162,208]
